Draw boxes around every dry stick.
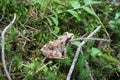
[85,61,94,80]
[1,13,16,80]
[35,61,52,74]
[90,5,110,40]
[0,12,5,22]
[9,60,13,74]
[81,50,94,80]
[71,37,110,42]
[66,26,101,80]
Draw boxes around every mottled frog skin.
[41,32,74,59]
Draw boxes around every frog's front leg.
[62,47,68,59]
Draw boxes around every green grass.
[0,0,120,80]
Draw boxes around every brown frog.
[41,32,74,59]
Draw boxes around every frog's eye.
[64,32,68,35]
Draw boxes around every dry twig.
[0,12,5,22]
[1,13,16,80]
[89,5,110,39]
[85,59,94,80]
[71,37,110,42]
[81,50,94,80]
[66,26,101,80]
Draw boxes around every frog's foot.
[61,56,68,59]
[51,56,68,59]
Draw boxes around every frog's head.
[64,32,74,41]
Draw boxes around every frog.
[40,32,74,59]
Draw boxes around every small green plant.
[18,58,55,79]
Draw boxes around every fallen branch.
[66,26,101,80]
[71,37,110,42]
[85,60,94,80]
[90,5,110,39]
[81,50,94,80]
[0,11,5,22]
[1,13,16,80]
